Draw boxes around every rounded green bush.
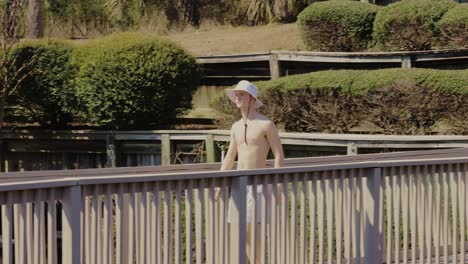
[10,39,79,127]
[297,1,380,51]
[437,4,468,48]
[76,33,202,129]
[373,0,456,51]
[212,68,468,135]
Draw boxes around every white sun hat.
[225,80,263,108]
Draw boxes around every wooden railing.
[1,148,468,263]
[2,129,468,172]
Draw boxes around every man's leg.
[246,223,262,264]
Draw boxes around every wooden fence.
[1,148,468,263]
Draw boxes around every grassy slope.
[161,23,305,56]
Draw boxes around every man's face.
[234,91,252,109]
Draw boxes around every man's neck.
[241,108,257,122]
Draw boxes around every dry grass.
[161,23,305,56]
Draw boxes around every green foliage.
[76,33,202,129]
[297,1,380,51]
[212,68,468,135]
[372,0,457,51]
[9,39,79,127]
[437,4,468,48]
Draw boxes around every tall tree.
[0,0,35,128]
[27,0,45,38]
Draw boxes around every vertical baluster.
[299,173,307,264]
[208,179,216,264]
[260,176,268,264]
[2,192,13,264]
[48,188,57,264]
[434,165,442,264]
[153,182,162,264]
[394,167,401,264]
[91,185,99,264]
[186,180,194,264]
[175,181,183,264]
[290,173,299,264]
[443,164,450,263]
[318,172,325,264]
[326,171,334,264]
[459,164,466,264]
[281,174,289,264]
[103,185,113,264]
[221,177,229,264]
[426,166,434,264]
[195,179,204,264]
[271,174,279,264]
[250,176,258,264]
[410,166,418,264]
[344,169,352,264]
[402,166,409,264]
[450,164,459,263]
[308,172,317,264]
[336,170,344,264]
[164,182,173,264]
[386,168,393,264]
[419,166,427,263]
[140,183,148,264]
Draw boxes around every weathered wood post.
[0,139,7,172]
[401,56,413,68]
[62,185,82,264]
[269,53,281,80]
[106,134,117,168]
[161,134,171,165]
[363,167,383,263]
[347,143,358,155]
[205,134,216,163]
[230,175,248,264]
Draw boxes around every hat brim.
[226,89,263,108]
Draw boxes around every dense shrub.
[297,1,380,51]
[437,4,468,48]
[9,40,79,127]
[373,0,456,51]
[212,69,468,135]
[76,33,202,129]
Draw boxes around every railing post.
[205,134,216,163]
[106,134,117,168]
[0,139,7,172]
[161,134,171,165]
[401,56,413,68]
[230,176,248,264]
[269,53,281,80]
[347,143,358,155]
[363,167,383,263]
[61,185,82,264]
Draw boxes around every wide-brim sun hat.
[225,80,263,108]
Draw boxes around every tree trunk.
[27,0,44,38]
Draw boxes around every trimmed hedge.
[212,69,468,135]
[75,33,202,130]
[297,1,380,51]
[373,0,456,51]
[9,39,79,127]
[437,4,468,48]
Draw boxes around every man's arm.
[266,121,284,168]
[217,127,237,199]
[220,127,237,171]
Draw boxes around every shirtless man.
[217,80,284,263]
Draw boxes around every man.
[217,80,284,263]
